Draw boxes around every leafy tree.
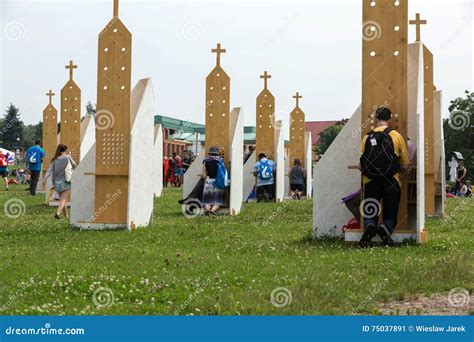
[0,104,24,151]
[316,124,345,155]
[86,101,96,117]
[22,122,42,150]
[445,90,474,180]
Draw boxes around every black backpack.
[360,128,400,180]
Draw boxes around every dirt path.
[377,290,473,315]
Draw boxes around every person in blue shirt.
[0,151,9,191]
[26,140,45,196]
[253,153,276,202]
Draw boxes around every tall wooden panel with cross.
[205,43,230,165]
[60,60,81,163]
[362,0,409,230]
[94,0,132,224]
[42,90,58,180]
[256,71,276,160]
[289,92,306,168]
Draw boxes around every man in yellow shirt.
[359,107,410,247]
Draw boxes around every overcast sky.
[1,0,472,127]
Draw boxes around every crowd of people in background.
[163,150,196,188]
[447,161,472,198]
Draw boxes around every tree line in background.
[0,102,96,152]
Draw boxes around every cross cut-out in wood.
[46,90,55,104]
[211,43,226,67]
[293,92,302,107]
[409,13,427,42]
[65,60,77,81]
[260,71,271,89]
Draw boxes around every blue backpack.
[215,158,229,189]
[258,159,273,181]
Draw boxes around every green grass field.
[0,185,472,315]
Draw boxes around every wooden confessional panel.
[423,46,436,215]
[94,16,132,224]
[256,88,276,160]
[61,80,81,163]
[205,66,230,164]
[362,0,409,230]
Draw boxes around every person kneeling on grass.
[43,144,76,219]
[359,106,410,248]
[289,158,306,200]
[253,153,276,202]
[201,146,226,216]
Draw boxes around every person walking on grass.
[0,151,10,191]
[26,140,45,196]
[254,153,276,202]
[43,144,76,219]
[359,106,410,248]
[289,158,306,200]
[201,146,226,216]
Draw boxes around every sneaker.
[377,224,395,247]
[5,187,9,191]
[55,213,61,219]
[358,223,377,248]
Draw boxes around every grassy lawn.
[0,185,472,315]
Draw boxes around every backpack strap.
[383,127,393,134]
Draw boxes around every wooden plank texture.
[94,2,132,224]
[205,43,230,165]
[256,71,276,160]
[362,0,409,230]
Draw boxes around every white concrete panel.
[305,132,312,199]
[284,152,289,198]
[411,43,426,241]
[80,116,96,164]
[275,124,285,202]
[229,107,243,216]
[154,124,164,198]
[70,142,96,228]
[242,150,256,202]
[313,106,362,238]
[183,153,205,199]
[127,78,155,230]
[434,90,446,217]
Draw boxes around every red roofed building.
[305,121,341,146]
